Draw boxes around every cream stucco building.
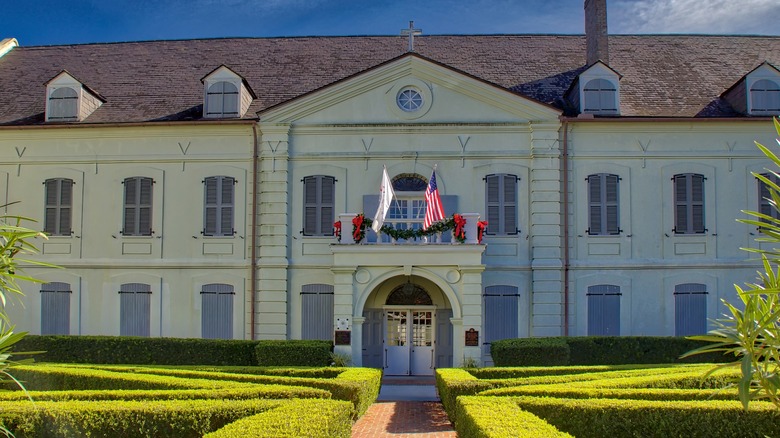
[1,1,780,374]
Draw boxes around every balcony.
[335,212,484,245]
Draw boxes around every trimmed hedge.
[454,397,573,438]
[435,369,495,417]
[0,398,285,437]
[76,365,381,417]
[204,399,353,438]
[513,396,780,438]
[14,335,259,365]
[490,337,569,366]
[0,384,331,403]
[6,365,244,391]
[467,363,677,379]
[491,336,732,367]
[13,336,336,367]
[480,385,739,401]
[255,340,332,367]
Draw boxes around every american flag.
[424,169,445,230]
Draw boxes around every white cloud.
[611,0,780,35]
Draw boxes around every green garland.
[353,214,466,243]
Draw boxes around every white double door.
[384,307,435,376]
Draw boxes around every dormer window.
[48,87,79,121]
[750,79,780,115]
[44,71,105,123]
[567,61,621,116]
[201,65,256,119]
[583,78,617,114]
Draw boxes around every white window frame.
[673,173,706,235]
[749,78,780,115]
[485,173,518,235]
[205,80,240,118]
[122,176,154,237]
[302,175,335,236]
[47,87,79,121]
[587,173,620,235]
[583,78,618,114]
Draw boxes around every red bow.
[334,221,342,241]
[352,215,364,241]
[453,214,466,240]
[477,221,488,244]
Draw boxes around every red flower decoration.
[477,221,488,244]
[334,221,342,242]
[453,214,466,241]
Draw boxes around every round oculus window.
[396,88,424,112]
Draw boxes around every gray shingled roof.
[0,34,778,125]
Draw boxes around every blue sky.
[4,0,779,47]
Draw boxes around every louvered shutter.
[222,82,239,116]
[320,176,335,236]
[40,282,70,335]
[674,174,705,234]
[587,174,603,235]
[303,176,318,235]
[485,174,518,235]
[301,284,334,340]
[221,177,235,235]
[758,173,780,222]
[605,174,619,234]
[587,285,620,336]
[204,177,218,235]
[206,82,224,115]
[59,179,73,235]
[49,87,78,120]
[119,283,151,337]
[201,283,234,339]
[44,179,59,235]
[674,283,707,336]
[123,177,137,235]
[483,285,519,361]
[138,177,152,236]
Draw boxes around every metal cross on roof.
[401,21,422,52]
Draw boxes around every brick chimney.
[584,0,609,65]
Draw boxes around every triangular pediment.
[258,53,561,124]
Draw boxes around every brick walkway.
[351,401,457,438]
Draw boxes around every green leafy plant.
[683,118,780,410]
[329,351,351,367]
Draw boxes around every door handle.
[384,349,388,368]
[430,349,434,369]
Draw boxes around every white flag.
[372,166,395,233]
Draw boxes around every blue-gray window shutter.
[587,284,620,336]
[123,177,153,236]
[301,284,334,340]
[483,285,519,358]
[303,175,335,236]
[119,283,151,337]
[44,178,73,236]
[587,173,619,235]
[204,176,235,236]
[485,174,518,235]
[758,173,780,222]
[206,81,239,117]
[583,78,617,113]
[674,283,707,336]
[674,173,705,234]
[48,87,78,120]
[40,281,70,335]
[201,283,234,339]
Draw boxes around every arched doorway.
[361,277,453,376]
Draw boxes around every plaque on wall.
[334,330,351,346]
[465,328,479,347]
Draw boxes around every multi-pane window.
[201,283,234,339]
[674,283,707,336]
[206,81,239,117]
[122,177,153,236]
[119,283,151,337]
[48,87,78,121]
[303,175,335,236]
[44,178,73,236]
[483,285,519,360]
[587,173,620,235]
[40,281,70,335]
[485,174,518,235]
[750,79,780,115]
[583,78,617,114]
[758,173,780,222]
[673,173,705,234]
[301,284,334,341]
[587,284,620,336]
[203,176,235,236]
